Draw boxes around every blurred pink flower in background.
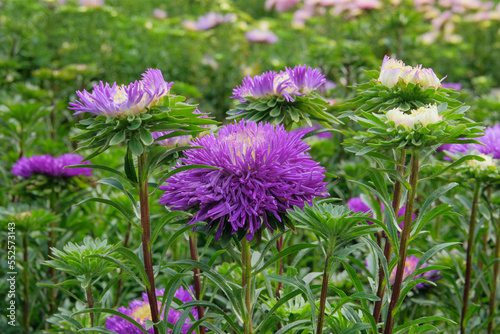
[79,0,104,7]
[183,12,236,31]
[245,29,278,44]
[265,0,302,12]
[153,9,167,19]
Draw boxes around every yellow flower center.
[131,304,151,321]
[113,86,128,104]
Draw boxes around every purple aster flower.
[389,255,441,289]
[106,287,198,334]
[79,0,104,7]
[231,71,300,103]
[285,65,326,93]
[159,120,328,241]
[442,124,500,160]
[245,29,278,44]
[441,82,462,90]
[68,69,173,117]
[11,154,91,178]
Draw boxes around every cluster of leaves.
[227,94,339,130]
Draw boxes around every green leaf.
[393,316,456,333]
[110,130,126,145]
[253,244,316,274]
[139,127,154,146]
[124,145,138,184]
[76,197,139,228]
[129,136,144,156]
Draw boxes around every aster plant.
[159,120,328,333]
[437,126,500,333]
[343,56,483,333]
[69,68,217,334]
[287,201,377,334]
[227,65,339,130]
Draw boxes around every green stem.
[189,233,206,334]
[316,254,331,334]
[242,238,252,334]
[373,149,406,325]
[138,151,159,334]
[461,180,481,334]
[276,235,284,331]
[488,215,500,334]
[384,149,419,334]
[86,285,94,327]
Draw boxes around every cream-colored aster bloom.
[386,104,442,129]
[467,154,497,170]
[378,56,406,88]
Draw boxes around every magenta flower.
[389,255,441,289]
[11,154,92,178]
[106,287,198,334]
[68,69,173,117]
[159,120,327,241]
[245,29,278,44]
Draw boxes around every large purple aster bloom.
[389,255,441,289]
[11,154,91,178]
[106,287,198,334]
[441,124,500,159]
[159,120,328,241]
[69,69,173,117]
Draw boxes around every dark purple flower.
[441,82,462,90]
[11,154,91,178]
[245,29,278,44]
[106,287,198,334]
[441,124,500,159]
[389,255,441,289]
[69,69,173,117]
[159,120,328,241]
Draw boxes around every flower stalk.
[461,180,481,334]
[316,254,332,334]
[488,214,500,334]
[86,285,94,327]
[242,238,253,334]
[137,151,159,334]
[373,149,406,324]
[384,149,419,334]
[188,232,206,334]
